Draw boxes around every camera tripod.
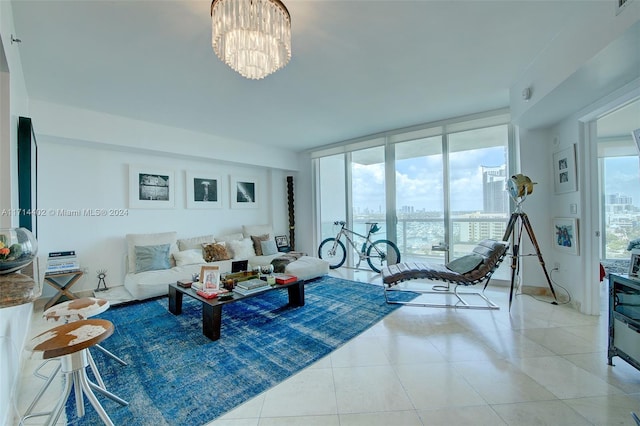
[503,211,558,310]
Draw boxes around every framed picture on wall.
[553,144,578,194]
[275,235,290,252]
[186,172,222,209]
[553,217,579,255]
[129,165,175,208]
[230,176,259,209]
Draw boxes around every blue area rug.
[66,276,415,425]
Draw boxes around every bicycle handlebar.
[334,221,346,226]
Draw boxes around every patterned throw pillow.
[250,234,270,256]
[202,242,230,262]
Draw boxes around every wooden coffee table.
[168,280,305,341]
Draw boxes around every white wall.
[35,134,296,297]
[0,1,33,424]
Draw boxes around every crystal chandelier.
[211,0,291,80]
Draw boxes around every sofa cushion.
[261,239,278,256]
[250,234,270,255]
[173,249,206,266]
[243,224,274,240]
[202,242,231,262]
[227,238,255,259]
[177,234,215,251]
[126,232,178,272]
[215,232,244,244]
[134,244,171,273]
[124,261,234,300]
[285,256,330,281]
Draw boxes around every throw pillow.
[260,239,278,256]
[177,234,215,251]
[173,249,205,266]
[446,254,484,274]
[126,231,178,272]
[228,238,256,260]
[202,243,231,262]
[134,244,171,273]
[250,234,270,256]
[242,224,273,239]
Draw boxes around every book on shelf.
[236,278,268,290]
[48,250,76,258]
[45,253,80,274]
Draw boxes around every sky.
[352,146,507,213]
[603,156,640,206]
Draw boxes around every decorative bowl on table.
[0,228,38,275]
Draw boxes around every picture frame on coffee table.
[201,266,220,292]
[230,176,259,209]
[186,172,222,209]
[129,165,175,209]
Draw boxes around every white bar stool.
[23,319,125,426]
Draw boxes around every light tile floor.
[15,270,640,426]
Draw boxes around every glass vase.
[0,228,38,274]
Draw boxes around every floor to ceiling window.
[597,99,640,263]
[394,135,445,263]
[318,154,346,242]
[313,110,511,273]
[448,126,509,260]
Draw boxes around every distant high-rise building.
[607,193,633,205]
[482,165,507,213]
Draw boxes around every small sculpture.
[96,269,108,292]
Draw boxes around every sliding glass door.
[394,135,446,263]
[313,111,510,273]
[448,126,509,259]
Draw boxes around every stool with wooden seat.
[44,297,128,367]
[21,319,127,426]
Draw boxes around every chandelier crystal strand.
[211,0,291,80]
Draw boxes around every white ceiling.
[9,0,621,152]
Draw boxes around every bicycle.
[318,221,401,273]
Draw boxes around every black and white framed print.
[186,172,222,209]
[230,176,259,209]
[129,166,175,208]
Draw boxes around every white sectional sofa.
[123,225,328,300]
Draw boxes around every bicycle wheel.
[366,239,401,273]
[318,238,347,269]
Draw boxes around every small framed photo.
[186,172,222,209]
[275,235,289,248]
[129,165,175,209]
[275,235,290,252]
[553,217,579,256]
[200,265,220,292]
[629,250,640,278]
[553,145,578,194]
[230,176,259,209]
